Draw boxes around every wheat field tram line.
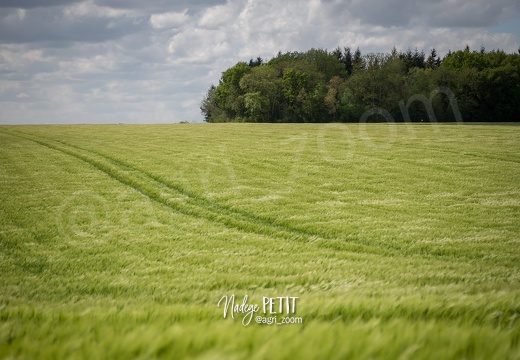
[4,129,497,262]
[4,130,375,249]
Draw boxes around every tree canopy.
[201,46,520,123]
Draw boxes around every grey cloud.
[0,1,226,45]
[0,0,81,8]
[344,0,419,27]
[0,0,519,125]
[424,0,520,28]
[0,0,224,10]
[345,0,520,28]
[0,7,146,44]
[96,0,226,12]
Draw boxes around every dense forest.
[200,46,520,123]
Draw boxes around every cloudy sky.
[0,0,519,124]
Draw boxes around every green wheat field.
[0,123,519,359]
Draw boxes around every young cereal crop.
[0,123,519,359]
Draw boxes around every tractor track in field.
[2,129,394,256]
[2,129,513,263]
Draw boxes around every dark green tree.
[200,85,222,122]
[248,57,264,67]
[214,62,252,120]
[426,48,441,69]
[201,45,520,123]
[240,66,282,122]
[353,47,363,73]
[343,47,353,75]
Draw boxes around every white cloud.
[63,0,135,19]
[167,27,232,64]
[4,8,26,23]
[58,53,118,77]
[0,45,56,75]
[0,81,20,96]
[150,10,189,29]
[198,2,238,28]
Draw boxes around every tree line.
[200,46,520,123]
